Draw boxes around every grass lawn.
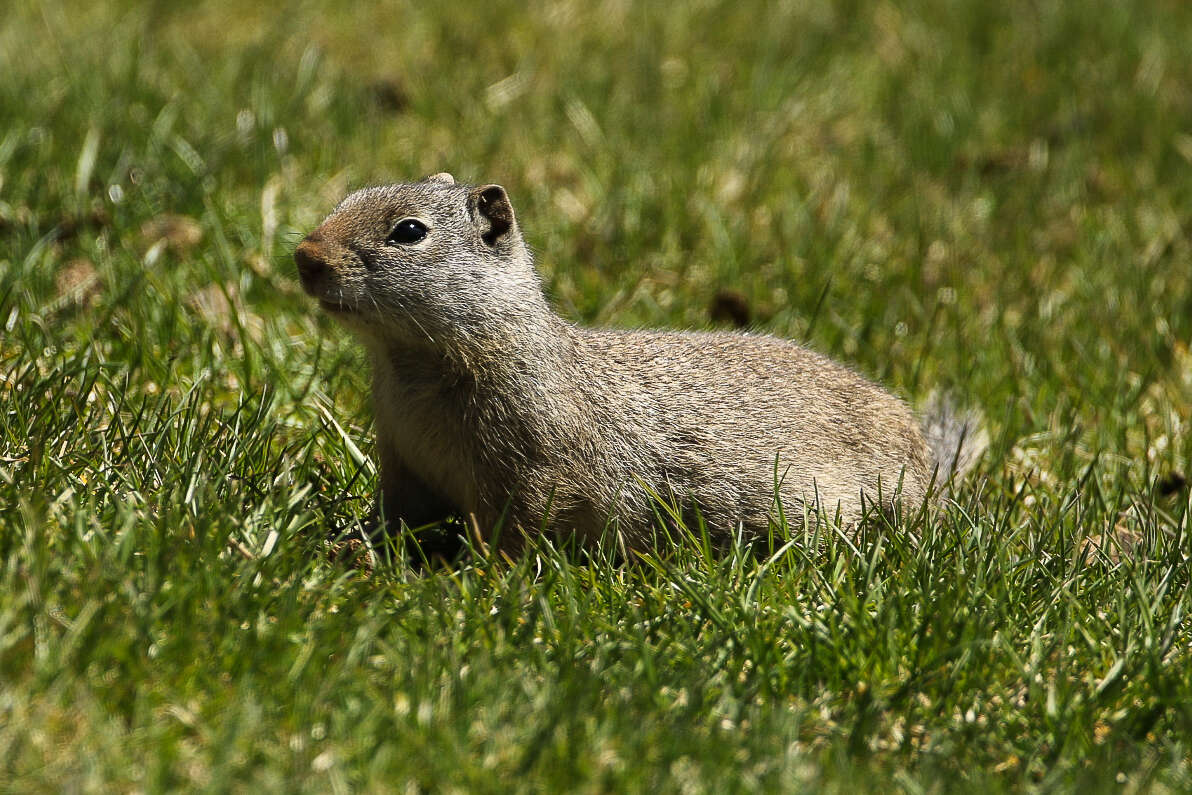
[3,0,1192,790]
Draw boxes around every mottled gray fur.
[294,174,986,554]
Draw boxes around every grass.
[2,0,1192,790]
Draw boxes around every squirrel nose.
[294,240,328,286]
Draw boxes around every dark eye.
[387,218,428,245]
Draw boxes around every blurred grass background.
[2,0,1192,790]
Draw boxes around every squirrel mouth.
[319,299,356,313]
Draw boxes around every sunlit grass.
[2,0,1191,789]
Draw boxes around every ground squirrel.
[294,173,986,555]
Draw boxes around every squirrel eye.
[387,218,428,245]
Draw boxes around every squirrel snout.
[294,240,329,289]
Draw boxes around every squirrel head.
[294,174,546,353]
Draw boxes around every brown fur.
[294,175,983,554]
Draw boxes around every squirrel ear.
[469,185,516,246]
[426,172,455,185]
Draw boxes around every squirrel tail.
[920,392,989,488]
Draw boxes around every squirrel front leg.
[371,444,463,563]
